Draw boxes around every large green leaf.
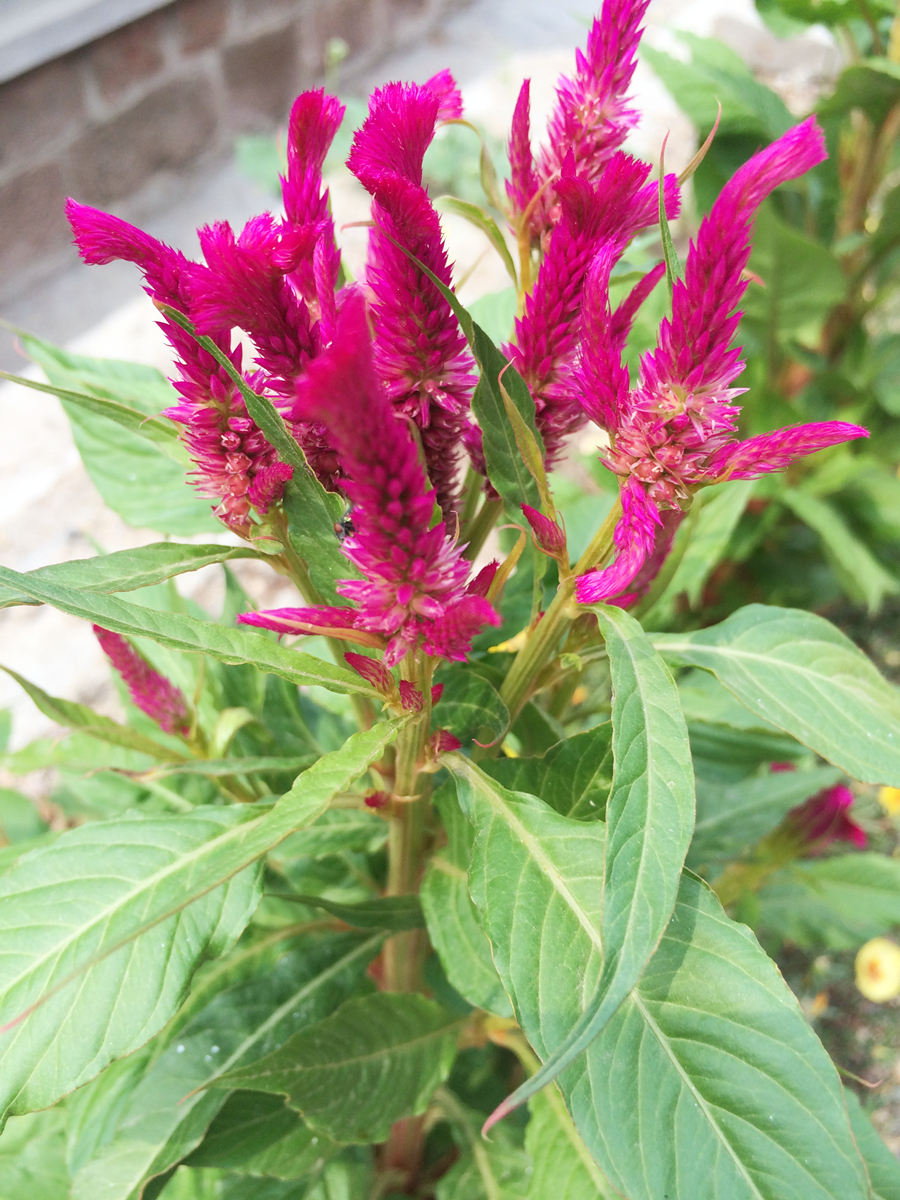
[214,993,461,1143]
[421,783,513,1017]
[556,873,870,1200]
[0,544,258,610]
[689,765,842,866]
[0,566,373,699]
[782,488,899,614]
[525,1088,615,1199]
[845,1089,900,1200]
[0,1107,69,1199]
[71,932,374,1200]
[653,604,900,784]
[22,334,220,536]
[0,721,401,1118]
[755,853,900,950]
[471,604,695,1114]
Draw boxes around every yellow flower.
[855,938,900,1002]
[877,787,900,815]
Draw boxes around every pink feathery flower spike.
[279,89,345,324]
[238,294,499,666]
[348,78,476,520]
[66,201,291,532]
[508,155,679,464]
[784,782,867,854]
[93,626,189,736]
[575,118,869,606]
[509,0,651,239]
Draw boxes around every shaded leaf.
[421,782,513,1018]
[215,993,461,1143]
[526,1087,615,1199]
[654,604,900,785]
[0,721,401,1118]
[272,893,424,931]
[557,873,870,1200]
[845,1088,900,1200]
[434,665,509,744]
[484,725,613,820]
[0,1107,69,1199]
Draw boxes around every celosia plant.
[1,2,900,1196]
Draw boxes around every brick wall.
[0,0,461,303]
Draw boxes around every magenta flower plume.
[575,119,869,605]
[93,626,189,736]
[238,294,499,666]
[66,201,291,532]
[784,783,867,854]
[280,89,345,323]
[509,0,651,237]
[348,79,476,519]
[508,156,679,463]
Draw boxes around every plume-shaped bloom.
[279,89,345,320]
[348,79,476,519]
[575,119,869,605]
[508,0,651,239]
[238,295,499,665]
[66,201,292,532]
[784,782,867,853]
[507,156,679,463]
[93,626,189,735]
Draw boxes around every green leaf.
[653,604,900,785]
[845,1088,900,1200]
[743,207,846,350]
[21,335,220,537]
[272,893,425,932]
[642,35,792,140]
[0,544,259,610]
[435,197,518,285]
[435,1091,530,1200]
[0,1107,69,1199]
[689,765,842,867]
[474,603,695,1115]
[273,809,388,861]
[782,488,899,614]
[525,1087,615,1199]
[467,289,517,346]
[0,789,47,844]
[70,932,373,1200]
[470,329,543,518]
[0,720,401,1118]
[0,664,188,762]
[645,480,755,622]
[0,371,183,452]
[421,782,513,1018]
[0,566,375,699]
[756,853,900,950]
[434,665,509,744]
[214,993,461,1143]
[140,756,317,780]
[820,60,900,126]
[557,873,871,1200]
[484,725,613,820]
[184,1092,336,1179]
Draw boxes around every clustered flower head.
[239,295,500,666]
[65,0,871,676]
[574,116,869,605]
[92,626,189,736]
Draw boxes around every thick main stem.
[499,499,621,724]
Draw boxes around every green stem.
[463,497,503,562]
[498,499,621,724]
